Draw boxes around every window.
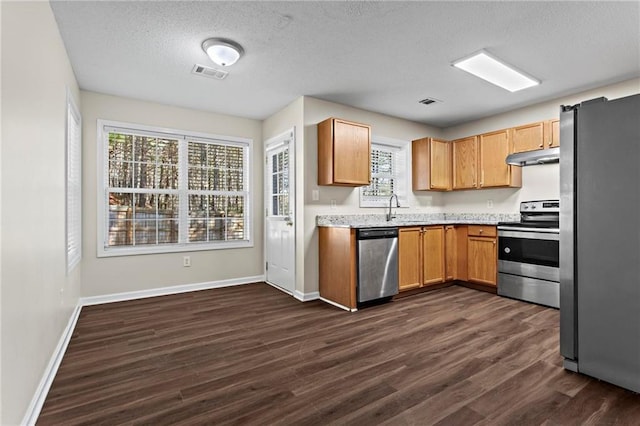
[360,139,408,207]
[66,91,82,271]
[98,120,252,256]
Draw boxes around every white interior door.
[265,129,295,293]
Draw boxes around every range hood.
[505,147,560,166]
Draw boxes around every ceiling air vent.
[418,97,441,106]
[192,64,228,80]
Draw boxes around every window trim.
[359,136,410,208]
[96,119,253,257]
[66,89,82,272]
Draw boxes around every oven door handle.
[497,229,560,241]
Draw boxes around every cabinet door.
[445,226,456,281]
[422,226,445,286]
[333,120,371,185]
[429,139,451,190]
[467,236,497,286]
[549,119,560,148]
[319,227,357,309]
[512,122,545,153]
[398,227,422,291]
[412,138,430,191]
[452,136,478,189]
[479,130,511,188]
[412,138,451,191]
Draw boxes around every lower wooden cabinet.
[398,227,423,291]
[320,225,498,305]
[466,226,497,286]
[399,225,451,291]
[318,227,357,309]
[399,224,496,292]
[422,227,445,285]
[445,225,468,281]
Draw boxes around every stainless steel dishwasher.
[356,227,399,305]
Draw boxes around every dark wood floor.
[38,283,640,425]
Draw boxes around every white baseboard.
[22,304,82,426]
[80,275,265,306]
[294,290,320,302]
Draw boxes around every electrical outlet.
[330,199,337,209]
[183,256,191,267]
[312,189,319,201]
[487,200,494,209]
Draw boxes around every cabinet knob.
[479,229,483,233]
[539,143,543,148]
[548,141,553,146]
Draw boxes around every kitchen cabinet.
[398,225,456,291]
[512,121,545,153]
[478,129,521,188]
[512,119,560,153]
[467,225,497,286]
[412,138,451,191]
[319,227,357,310]
[445,225,468,281]
[452,136,478,190]
[453,131,520,190]
[422,226,445,285]
[317,118,371,186]
[549,119,560,148]
[398,227,422,291]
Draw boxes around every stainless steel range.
[497,200,560,308]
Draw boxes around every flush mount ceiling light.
[202,38,244,67]
[452,50,540,92]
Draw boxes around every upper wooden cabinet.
[317,118,371,186]
[412,138,451,191]
[479,129,521,188]
[512,121,545,153]
[512,119,560,153]
[549,119,560,148]
[452,136,478,190]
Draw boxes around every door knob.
[284,216,293,226]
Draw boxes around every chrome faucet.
[387,193,400,221]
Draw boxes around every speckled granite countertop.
[316,213,520,228]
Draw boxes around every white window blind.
[360,142,408,207]
[66,92,82,272]
[98,120,252,256]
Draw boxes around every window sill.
[97,240,253,257]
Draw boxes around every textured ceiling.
[50,1,640,128]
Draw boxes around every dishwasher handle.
[357,228,399,239]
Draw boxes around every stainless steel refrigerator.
[560,94,640,393]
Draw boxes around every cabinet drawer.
[468,225,496,237]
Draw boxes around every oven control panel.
[520,200,559,213]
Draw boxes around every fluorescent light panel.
[453,50,540,92]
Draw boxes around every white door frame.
[264,127,296,294]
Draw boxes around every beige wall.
[81,92,264,297]
[441,78,640,213]
[1,2,82,424]
[262,97,306,295]
[302,97,443,295]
